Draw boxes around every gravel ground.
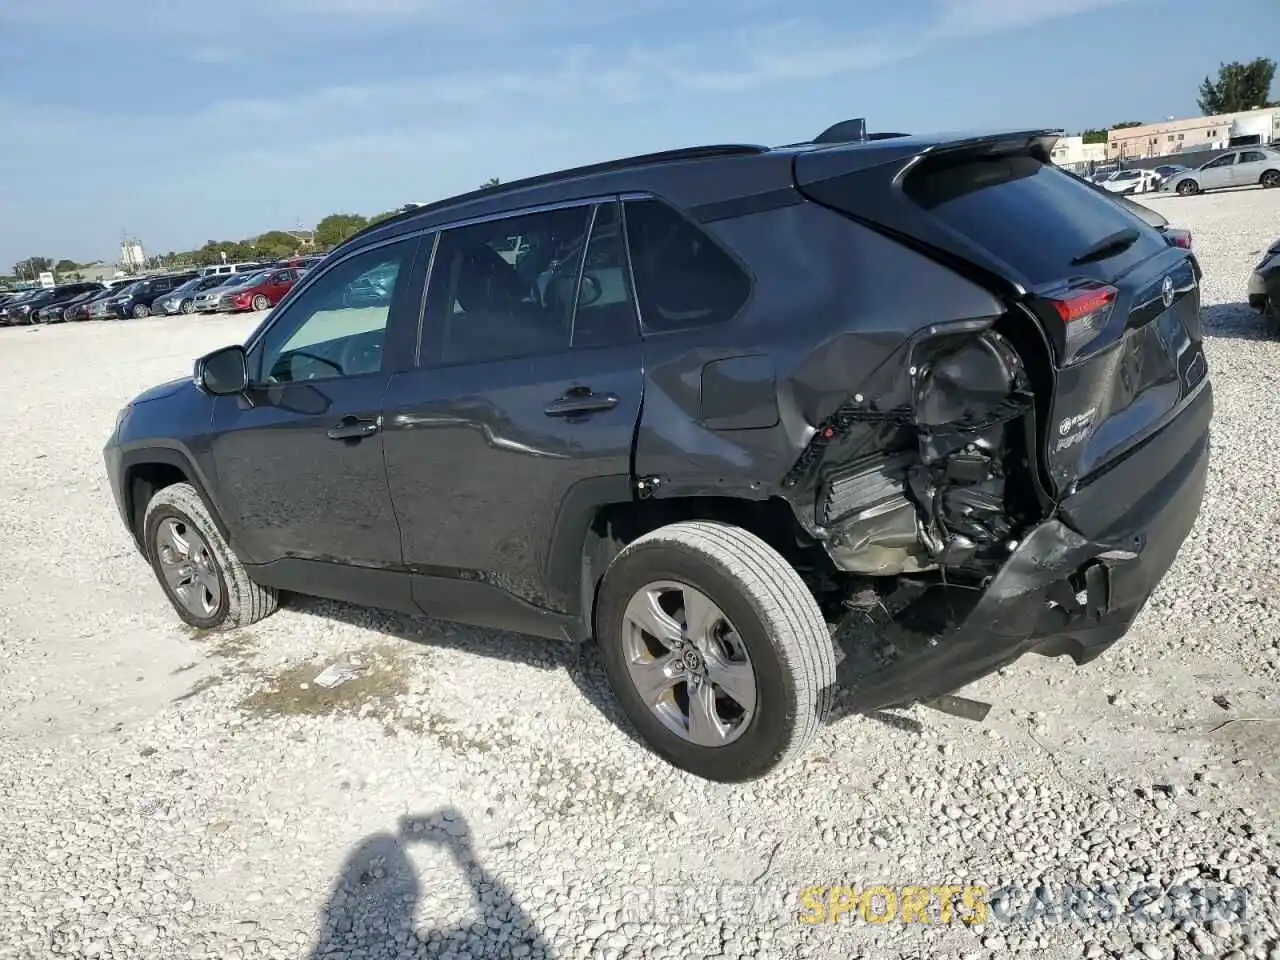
[1,187,1278,960]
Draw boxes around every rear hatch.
[793,131,1208,498]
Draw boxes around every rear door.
[1236,150,1269,186]
[795,136,1207,497]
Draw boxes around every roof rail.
[336,143,769,251]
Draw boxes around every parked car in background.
[274,254,324,270]
[35,286,104,323]
[1248,237,1280,333]
[199,262,263,279]
[2,282,103,325]
[216,268,300,313]
[191,271,263,313]
[90,282,139,320]
[104,273,199,319]
[1161,148,1280,196]
[1100,168,1161,195]
[1152,164,1190,186]
[157,274,233,315]
[63,286,120,322]
[0,288,45,325]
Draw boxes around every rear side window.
[904,155,1167,286]
[623,198,750,334]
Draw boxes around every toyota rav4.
[104,122,1213,782]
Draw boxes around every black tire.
[252,294,270,312]
[143,482,278,630]
[132,303,150,319]
[1261,169,1280,189]
[180,299,194,314]
[1176,179,1199,197]
[1266,300,1280,335]
[595,520,835,782]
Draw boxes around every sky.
[0,0,1275,270]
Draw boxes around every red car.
[215,268,300,313]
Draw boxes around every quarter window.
[623,198,750,334]
[255,238,415,384]
[426,205,592,365]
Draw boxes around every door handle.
[327,416,381,441]
[544,387,619,417]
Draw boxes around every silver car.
[1162,147,1280,196]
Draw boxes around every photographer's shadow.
[309,807,550,959]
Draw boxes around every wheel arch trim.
[118,444,232,547]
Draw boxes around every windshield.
[234,271,270,287]
[112,282,141,297]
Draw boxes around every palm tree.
[480,177,501,189]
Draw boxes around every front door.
[1197,152,1236,190]
[382,200,643,619]
[208,235,423,571]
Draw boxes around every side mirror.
[195,344,248,395]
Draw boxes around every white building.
[1050,136,1108,170]
[120,239,147,271]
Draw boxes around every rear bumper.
[850,380,1213,712]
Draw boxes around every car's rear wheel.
[143,482,278,630]
[1261,169,1280,189]
[595,520,835,782]
[1176,179,1200,196]
[252,294,270,311]
[132,303,149,319]
[180,299,194,314]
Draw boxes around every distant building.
[283,229,315,248]
[1108,106,1280,161]
[120,239,147,270]
[1050,136,1108,171]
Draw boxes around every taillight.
[1164,227,1192,249]
[1036,280,1119,363]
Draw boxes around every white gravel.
[1,187,1278,960]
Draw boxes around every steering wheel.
[279,350,344,380]
[578,272,603,308]
[339,336,383,377]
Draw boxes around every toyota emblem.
[1161,275,1175,309]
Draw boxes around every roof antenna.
[814,118,868,144]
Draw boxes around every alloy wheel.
[620,580,757,747]
[154,517,222,617]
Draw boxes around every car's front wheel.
[132,303,150,319]
[252,294,270,311]
[595,520,835,782]
[180,299,194,314]
[1261,169,1280,189]
[143,482,278,630]
[1177,179,1200,196]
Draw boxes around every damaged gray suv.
[104,120,1213,782]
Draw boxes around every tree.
[12,257,52,281]
[54,259,79,277]
[314,213,368,249]
[254,230,303,260]
[1197,58,1276,115]
[1081,128,1109,144]
[1112,121,1144,130]
[479,177,501,189]
[368,210,400,226]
